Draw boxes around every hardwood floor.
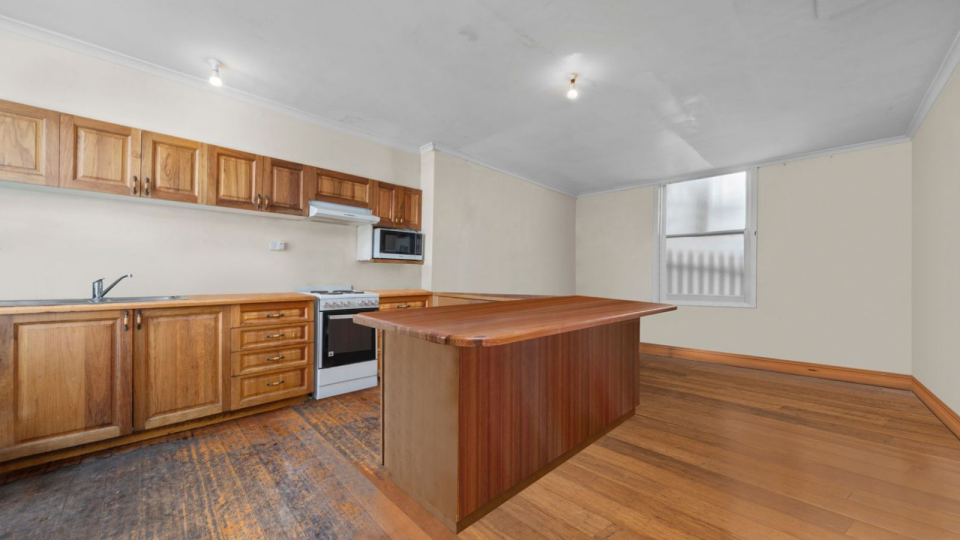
[2,354,959,539]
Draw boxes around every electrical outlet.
[269,241,286,251]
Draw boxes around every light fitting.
[208,59,223,87]
[567,74,579,100]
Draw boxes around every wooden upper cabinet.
[142,132,206,204]
[400,187,423,231]
[134,306,228,431]
[374,182,401,227]
[0,311,133,462]
[0,99,59,187]
[262,157,310,216]
[59,115,141,196]
[313,168,374,208]
[207,145,263,211]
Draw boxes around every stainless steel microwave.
[358,226,424,261]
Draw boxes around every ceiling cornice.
[907,25,960,138]
[420,142,576,197]
[577,135,911,198]
[0,15,420,155]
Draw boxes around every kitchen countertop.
[354,295,675,347]
[368,289,432,298]
[0,293,316,316]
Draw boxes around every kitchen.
[3,2,960,539]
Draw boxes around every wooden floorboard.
[2,354,959,539]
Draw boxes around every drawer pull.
[397,303,411,308]
[266,380,285,387]
[266,333,285,339]
[267,354,285,362]
[266,313,285,318]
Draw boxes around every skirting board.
[640,342,960,440]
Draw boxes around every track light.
[567,74,579,100]
[208,59,223,87]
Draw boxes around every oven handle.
[328,314,356,320]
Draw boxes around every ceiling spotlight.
[208,59,223,87]
[567,74,579,100]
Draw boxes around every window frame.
[653,169,758,308]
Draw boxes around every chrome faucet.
[92,274,133,302]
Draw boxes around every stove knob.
[323,302,330,308]
[360,300,367,306]
[345,301,352,306]
[335,301,343,307]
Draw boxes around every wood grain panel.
[230,322,312,352]
[134,306,228,430]
[400,187,422,230]
[0,311,132,461]
[312,168,373,208]
[0,99,59,186]
[141,132,205,204]
[382,333,460,531]
[230,301,313,327]
[374,181,401,226]
[59,115,141,196]
[457,321,638,523]
[230,344,310,376]
[230,364,311,410]
[355,295,674,347]
[262,157,310,216]
[207,145,262,210]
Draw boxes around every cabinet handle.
[266,313,285,318]
[136,309,142,330]
[123,310,129,331]
[266,380,285,387]
[397,303,411,309]
[266,354,285,362]
[256,194,262,210]
[144,177,150,196]
[264,194,271,211]
[132,175,138,195]
[266,333,285,339]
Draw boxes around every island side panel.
[382,332,460,529]
[457,319,639,523]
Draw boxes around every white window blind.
[657,170,757,307]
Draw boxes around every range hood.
[307,200,380,226]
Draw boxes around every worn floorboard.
[2,355,959,539]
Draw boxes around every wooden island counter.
[354,295,675,531]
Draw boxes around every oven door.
[320,308,378,369]
[374,228,423,260]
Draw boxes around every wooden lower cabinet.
[134,306,229,430]
[0,311,133,462]
[231,365,311,410]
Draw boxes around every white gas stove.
[295,285,379,399]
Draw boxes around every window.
[655,170,757,307]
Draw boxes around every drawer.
[231,344,312,376]
[232,301,313,327]
[381,299,427,310]
[230,322,312,351]
[231,366,312,410]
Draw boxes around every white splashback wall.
[0,188,420,299]
[0,29,422,298]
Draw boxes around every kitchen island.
[354,295,675,531]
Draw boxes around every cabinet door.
[374,182,401,227]
[400,187,422,230]
[0,311,133,462]
[262,157,309,216]
[0,99,59,187]
[313,168,373,208]
[142,132,206,204]
[59,115,141,196]
[134,306,228,430]
[207,145,263,211]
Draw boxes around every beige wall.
[913,66,960,413]
[427,151,576,295]
[577,142,913,374]
[0,29,421,298]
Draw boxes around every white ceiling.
[1,0,959,195]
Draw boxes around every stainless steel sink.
[0,296,188,307]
